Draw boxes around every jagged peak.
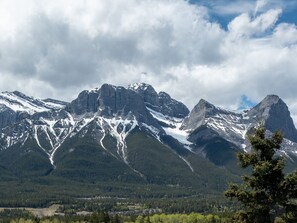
[247,94,297,142]
[82,84,135,99]
[87,83,117,93]
[128,82,156,92]
[261,94,281,104]
[249,94,286,114]
[198,98,211,104]
[195,99,216,110]
[0,90,69,114]
[158,91,170,98]
[128,83,189,118]
[1,91,40,104]
[87,87,100,93]
[87,83,133,93]
[0,91,52,114]
[0,91,34,105]
[101,83,118,89]
[11,90,31,98]
[1,90,28,99]
[181,99,215,131]
[194,99,237,115]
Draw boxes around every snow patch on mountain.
[147,107,193,151]
[0,92,48,114]
[93,116,145,178]
[34,125,50,157]
[164,124,193,151]
[43,101,66,109]
[141,123,161,141]
[205,112,250,147]
[128,83,150,91]
[0,127,28,150]
[104,117,137,164]
[7,110,144,168]
[0,92,65,114]
[178,155,194,172]
[279,138,297,160]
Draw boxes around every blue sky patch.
[238,95,257,110]
[189,0,297,29]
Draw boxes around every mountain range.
[0,83,297,203]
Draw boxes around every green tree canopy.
[225,126,297,223]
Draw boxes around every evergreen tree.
[111,214,121,223]
[225,126,297,223]
[90,210,110,223]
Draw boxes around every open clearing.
[0,204,62,217]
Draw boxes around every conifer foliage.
[225,126,297,223]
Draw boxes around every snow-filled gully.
[102,117,145,178]
[146,107,195,172]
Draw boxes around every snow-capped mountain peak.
[180,96,297,160]
[1,84,297,177]
[129,82,189,119]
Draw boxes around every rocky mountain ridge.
[0,83,296,185]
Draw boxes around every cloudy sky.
[1,0,297,121]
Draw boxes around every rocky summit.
[0,83,297,194]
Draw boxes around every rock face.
[0,106,18,129]
[181,99,218,131]
[67,89,100,115]
[128,83,159,108]
[0,91,64,129]
[128,83,189,118]
[181,99,246,149]
[247,95,297,142]
[97,84,149,120]
[158,91,189,118]
[68,84,160,129]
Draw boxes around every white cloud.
[210,1,256,16]
[254,0,269,17]
[228,9,282,38]
[272,23,297,46]
[205,0,296,17]
[1,0,297,125]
